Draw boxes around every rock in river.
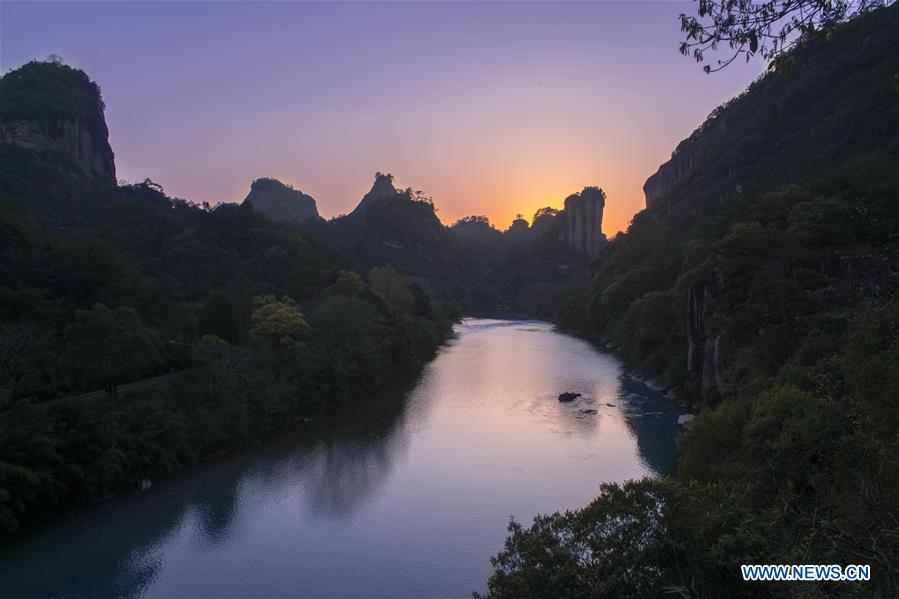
[558,392,581,402]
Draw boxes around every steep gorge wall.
[642,142,699,211]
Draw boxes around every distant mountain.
[345,172,399,219]
[242,177,320,224]
[449,216,504,248]
[331,173,469,289]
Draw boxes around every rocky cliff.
[331,173,469,286]
[346,172,398,219]
[557,3,899,402]
[685,278,728,399]
[642,141,698,211]
[559,186,605,255]
[0,60,115,184]
[242,177,320,224]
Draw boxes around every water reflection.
[617,377,680,475]
[0,319,680,598]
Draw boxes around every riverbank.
[0,318,679,598]
[0,301,458,538]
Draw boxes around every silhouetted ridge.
[642,4,899,214]
[347,172,398,218]
[242,177,320,224]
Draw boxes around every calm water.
[1,319,680,598]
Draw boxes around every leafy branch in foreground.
[680,0,893,72]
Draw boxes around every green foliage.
[61,304,162,392]
[481,480,673,599]
[0,59,108,138]
[369,265,414,312]
[196,294,239,342]
[484,7,899,595]
[324,270,367,297]
[0,159,457,536]
[680,0,894,72]
[249,295,309,346]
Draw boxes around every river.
[0,318,680,598]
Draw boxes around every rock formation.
[685,278,728,400]
[331,172,469,284]
[0,60,115,184]
[642,142,698,211]
[242,177,320,224]
[346,172,398,219]
[559,187,605,255]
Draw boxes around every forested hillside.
[0,63,458,534]
[482,4,899,597]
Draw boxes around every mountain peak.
[242,177,319,224]
[0,59,116,184]
[348,172,398,218]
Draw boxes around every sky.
[0,1,763,234]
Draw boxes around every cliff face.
[0,118,115,183]
[686,251,899,400]
[242,178,320,224]
[563,4,899,401]
[685,279,727,400]
[560,187,605,255]
[642,142,698,211]
[643,3,898,215]
[0,61,116,185]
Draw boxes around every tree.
[196,294,239,342]
[226,271,255,341]
[369,266,414,313]
[309,296,393,401]
[480,480,675,598]
[454,215,491,227]
[680,0,892,72]
[324,271,367,297]
[192,334,236,402]
[0,322,54,386]
[249,295,309,346]
[62,304,162,396]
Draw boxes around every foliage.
[0,147,457,536]
[370,265,414,312]
[680,0,895,72]
[61,304,162,393]
[480,480,673,599]
[249,295,309,346]
[0,59,108,137]
[196,294,239,342]
[483,6,899,596]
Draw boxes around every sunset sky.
[1,1,763,233]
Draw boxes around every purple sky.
[1,1,763,233]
